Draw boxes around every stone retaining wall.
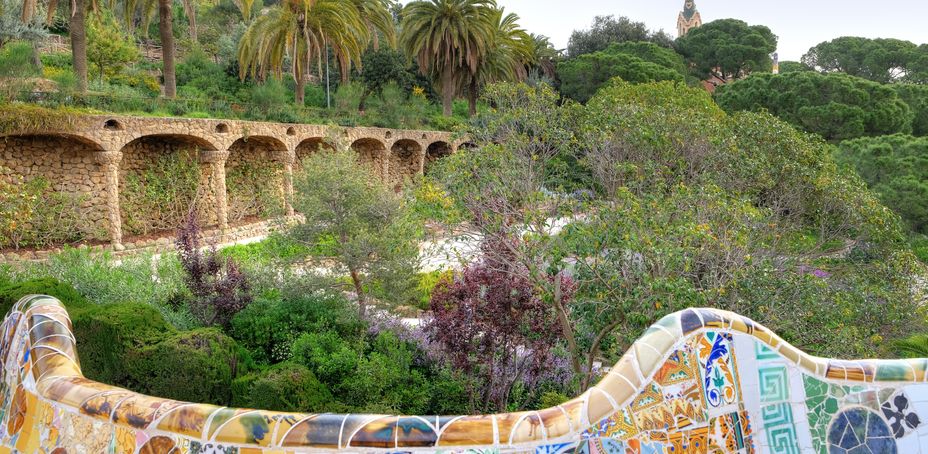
[0,113,460,256]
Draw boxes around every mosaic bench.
[1,295,926,453]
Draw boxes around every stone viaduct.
[0,114,465,251]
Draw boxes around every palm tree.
[528,33,558,80]
[352,0,395,51]
[71,0,90,92]
[460,7,531,116]
[158,0,175,97]
[238,0,367,105]
[894,334,928,358]
[400,0,495,117]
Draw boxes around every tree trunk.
[182,0,198,44]
[46,0,59,25]
[158,0,177,98]
[441,64,454,117]
[70,0,88,93]
[358,86,372,113]
[468,77,478,117]
[350,268,366,319]
[294,72,306,105]
[31,42,43,72]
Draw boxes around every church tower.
[677,0,702,37]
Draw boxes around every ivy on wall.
[0,168,98,249]
[226,161,284,223]
[120,150,202,236]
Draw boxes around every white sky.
[399,0,928,61]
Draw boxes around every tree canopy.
[714,71,914,141]
[566,15,672,58]
[557,42,686,103]
[801,36,928,84]
[837,134,928,234]
[675,18,778,82]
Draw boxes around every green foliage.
[0,41,39,79]
[778,61,812,73]
[71,302,174,385]
[120,149,201,236]
[0,277,89,316]
[715,71,914,141]
[226,160,284,222]
[230,286,362,365]
[837,134,928,234]
[557,42,686,103]
[289,148,421,316]
[801,36,928,84]
[125,328,251,405]
[85,10,140,82]
[894,334,928,359]
[0,175,95,249]
[566,15,673,57]
[892,84,928,136]
[231,363,335,412]
[0,0,46,49]
[675,18,778,81]
[218,233,313,267]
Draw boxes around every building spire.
[677,0,702,37]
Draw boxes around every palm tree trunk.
[295,73,306,105]
[70,0,89,93]
[441,64,454,117]
[468,77,478,117]
[158,0,176,98]
[46,0,59,25]
[182,0,197,44]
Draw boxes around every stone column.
[200,150,230,231]
[417,145,427,176]
[94,151,124,250]
[282,150,295,216]
[381,149,390,183]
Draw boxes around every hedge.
[231,362,335,412]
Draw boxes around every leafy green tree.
[675,18,777,82]
[0,0,46,49]
[400,0,495,116]
[86,9,139,82]
[566,15,672,57]
[892,83,928,136]
[357,48,411,111]
[801,36,925,84]
[238,0,368,104]
[289,148,420,318]
[557,42,687,103]
[714,71,914,140]
[778,60,812,73]
[837,134,928,234]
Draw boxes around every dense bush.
[0,277,89,316]
[558,42,686,103]
[72,302,174,385]
[231,363,334,412]
[714,71,914,141]
[125,328,251,405]
[837,134,928,234]
[226,161,284,221]
[0,173,97,249]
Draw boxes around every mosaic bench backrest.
[1,295,927,453]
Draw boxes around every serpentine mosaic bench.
[1,295,927,453]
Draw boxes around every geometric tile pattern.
[2,298,928,453]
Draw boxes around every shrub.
[0,277,89,316]
[226,160,284,222]
[175,214,253,328]
[71,302,174,385]
[231,363,335,412]
[124,328,250,405]
[230,287,361,365]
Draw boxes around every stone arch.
[226,136,288,222]
[295,137,335,169]
[0,133,110,249]
[425,141,453,175]
[350,138,388,180]
[118,134,215,235]
[457,141,477,151]
[389,139,423,190]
